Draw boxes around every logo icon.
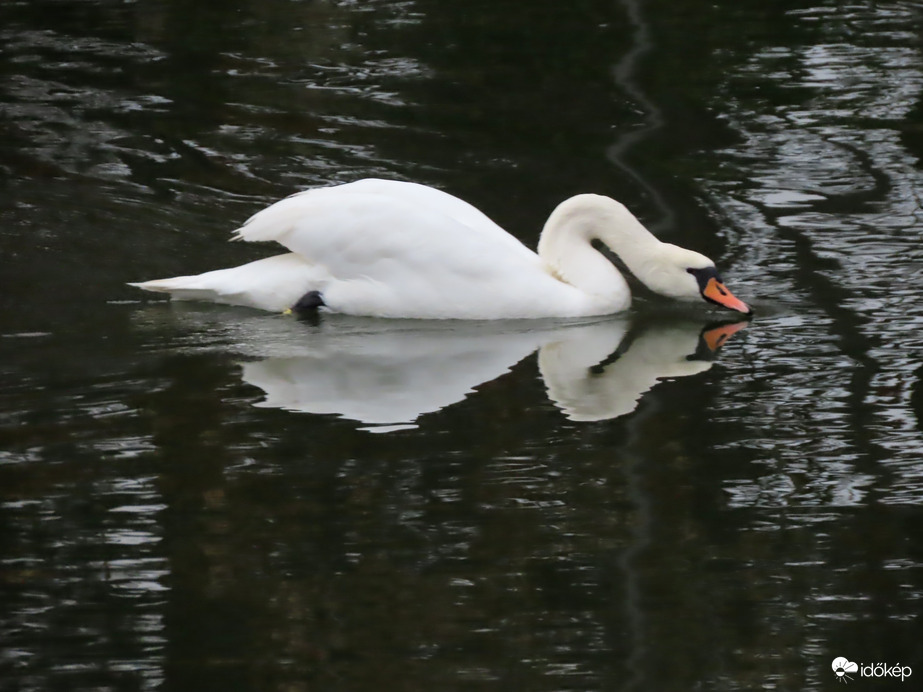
[832,657,859,684]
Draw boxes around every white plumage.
[130,178,750,319]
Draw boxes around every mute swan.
[130,178,751,319]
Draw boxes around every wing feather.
[232,179,541,282]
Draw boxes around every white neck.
[537,194,665,306]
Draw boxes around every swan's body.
[130,179,750,319]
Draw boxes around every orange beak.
[701,320,749,352]
[703,277,751,314]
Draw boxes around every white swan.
[130,178,751,319]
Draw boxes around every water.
[2,0,923,689]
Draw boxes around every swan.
[130,178,751,319]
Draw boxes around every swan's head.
[644,244,752,315]
[540,194,752,315]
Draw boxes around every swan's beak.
[703,278,752,315]
[282,308,293,316]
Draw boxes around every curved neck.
[537,194,662,302]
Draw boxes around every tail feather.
[129,253,327,312]
[128,277,231,303]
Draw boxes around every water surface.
[2,1,923,690]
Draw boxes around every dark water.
[3,0,923,689]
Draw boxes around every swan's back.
[232,179,583,318]
[235,179,534,258]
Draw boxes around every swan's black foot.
[288,290,325,323]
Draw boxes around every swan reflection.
[540,318,746,421]
[227,314,748,431]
